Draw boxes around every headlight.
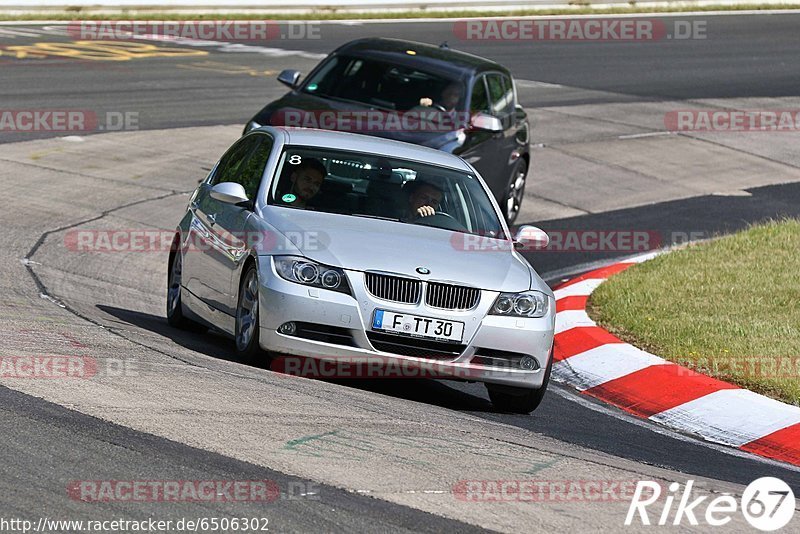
[490,290,549,318]
[274,256,350,295]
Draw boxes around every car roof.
[333,38,508,80]
[259,126,473,172]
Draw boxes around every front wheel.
[167,245,190,328]
[486,350,552,414]
[235,264,264,364]
[167,241,206,331]
[503,159,528,225]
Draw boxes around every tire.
[235,263,264,364]
[502,158,528,225]
[487,350,552,414]
[166,243,193,329]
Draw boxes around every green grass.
[588,219,800,405]
[1,4,799,21]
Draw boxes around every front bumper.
[257,258,555,388]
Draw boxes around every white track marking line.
[618,131,674,139]
[516,79,566,90]
[0,28,41,37]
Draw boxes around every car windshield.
[301,55,466,113]
[268,146,506,239]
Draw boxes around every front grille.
[425,282,480,310]
[291,322,357,347]
[367,332,464,360]
[365,272,421,304]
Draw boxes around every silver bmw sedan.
[167,126,555,413]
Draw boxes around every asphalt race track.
[1,13,800,532]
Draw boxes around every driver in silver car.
[401,180,444,221]
[278,157,326,208]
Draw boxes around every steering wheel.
[414,212,468,233]
[408,104,447,114]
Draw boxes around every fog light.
[278,322,296,335]
[519,356,537,370]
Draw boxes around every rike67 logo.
[626,478,795,531]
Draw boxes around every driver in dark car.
[419,82,462,112]
[401,180,444,222]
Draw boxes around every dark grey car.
[244,38,531,224]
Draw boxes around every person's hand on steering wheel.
[419,97,447,113]
[416,205,436,218]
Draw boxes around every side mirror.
[277,69,301,89]
[470,112,503,133]
[210,182,249,205]
[514,225,549,250]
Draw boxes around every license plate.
[372,310,464,343]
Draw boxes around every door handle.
[207,213,217,226]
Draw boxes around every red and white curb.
[552,252,800,467]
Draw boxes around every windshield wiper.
[352,214,400,222]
